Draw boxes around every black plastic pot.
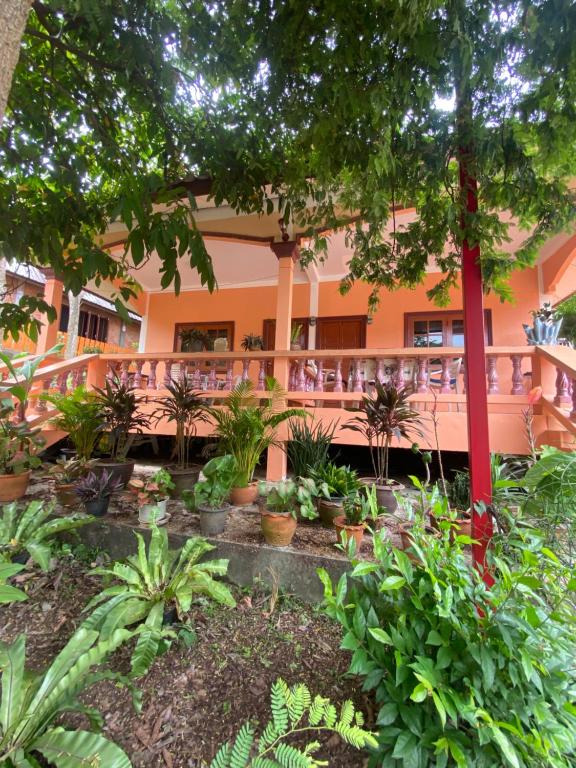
[94,459,135,488]
[84,497,110,517]
[11,549,30,565]
[198,504,229,536]
[162,605,178,626]
[168,466,200,498]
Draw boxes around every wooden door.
[316,316,366,350]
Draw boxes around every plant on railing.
[0,628,133,767]
[345,382,424,496]
[241,333,264,351]
[210,678,377,767]
[210,378,307,488]
[42,385,105,461]
[82,526,236,676]
[152,379,210,471]
[287,418,338,477]
[0,500,92,569]
[0,562,27,604]
[524,301,563,344]
[319,520,576,768]
[93,378,150,461]
[180,328,212,352]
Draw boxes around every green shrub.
[310,462,360,498]
[287,419,337,477]
[319,521,576,767]
[82,526,236,676]
[0,628,133,767]
[0,500,92,570]
[210,677,377,767]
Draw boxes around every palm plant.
[287,419,338,477]
[93,378,150,461]
[42,385,105,461]
[0,500,91,570]
[0,628,133,767]
[210,378,307,488]
[152,379,210,470]
[82,526,236,676]
[345,382,424,484]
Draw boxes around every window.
[173,322,235,352]
[78,311,108,342]
[405,311,492,347]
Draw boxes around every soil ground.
[1,556,374,767]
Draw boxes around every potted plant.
[310,462,360,527]
[258,478,318,547]
[42,385,105,462]
[180,328,211,352]
[345,381,424,513]
[290,323,303,351]
[210,378,307,505]
[74,470,123,517]
[187,454,237,535]
[152,379,210,497]
[128,467,174,525]
[523,302,563,345]
[49,457,95,507]
[0,346,59,501]
[93,379,150,486]
[241,333,264,351]
[286,419,337,478]
[334,484,379,552]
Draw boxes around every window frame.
[404,310,493,348]
[173,321,235,352]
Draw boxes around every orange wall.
[144,268,540,352]
[145,283,310,352]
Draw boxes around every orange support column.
[267,240,299,481]
[35,270,64,355]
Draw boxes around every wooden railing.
[97,347,536,401]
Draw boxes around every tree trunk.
[65,291,81,359]
[0,0,33,124]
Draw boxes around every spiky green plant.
[0,500,92,570]
[0,562,27,604]
[152,379,210,469]
[287,419,338,478]
[210,378,307,487]
[345,382,424,483]
[82,526,236,676]
[210,678,377,767]
[0,628,133,767]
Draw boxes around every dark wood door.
[262,318,309,351]
[316,316,366,350]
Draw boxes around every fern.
[209,679,377,768]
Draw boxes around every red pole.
[459,157,494,584]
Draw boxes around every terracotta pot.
[168,466,200,498]
[261,511,297,547]
[429,509,472,541]
[399,522,439,550]
[334,516,365,552]
[230,483,258,506]
[55,482,78,507]
[0,471,31,502]
[95,460,135,488]
[318,497,344,528]
[361,478,404,513]
[198,504,229,536]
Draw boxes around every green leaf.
[32,727,132,768]
[379,576,406,591]
[368,627,393,645]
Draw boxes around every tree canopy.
[1,0,576,338]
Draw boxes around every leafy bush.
[319,522,576,767]
[42,385,105,461]
[310,462,359,499]
[152,379,210,469]
[128,467,175,505]
[342,485,379,526]
[191,454,237,509]
[287,419,337,478]
[75,470,123,502]
[259,477,319,520]
[210,677,377,767]
[93,379,150,460]
[0,628,133,767]
[0,562,27,604]
[210,379,306,487]
[0,500,92,570]
[83,526,236,676]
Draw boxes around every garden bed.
[1,557,373,768]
